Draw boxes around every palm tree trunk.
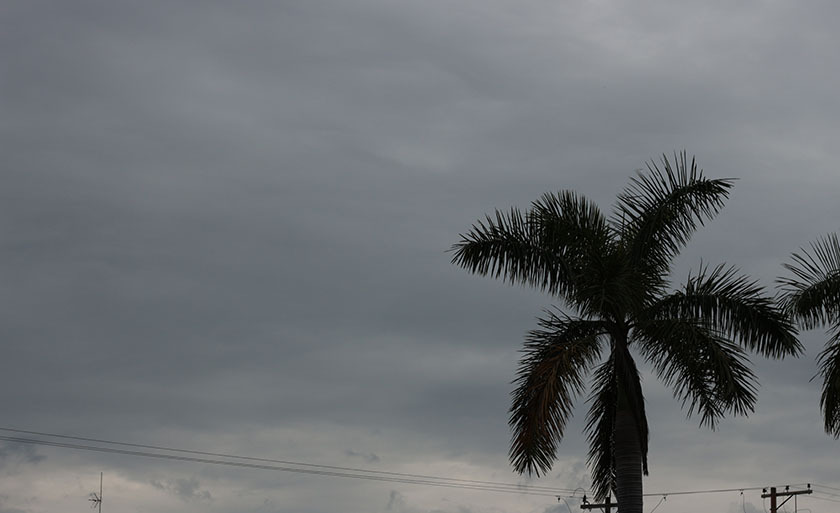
[614,407,642,513]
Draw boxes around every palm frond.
[578,247,647,321]
[585,355,617,501]
[778,235,840,437]
[585,343,648,500]
[778,233,840,329]
[534,191,651,318]
[530,191,613,255]
[450,192,611,302]
[613,342,648,475]
[509,314,607,476]
[636,319,757,428]
[651,264,802,358]
[613,152,734,277]
[817,321,840,437]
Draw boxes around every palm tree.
[778,233,840,437]
[450,153,801,513]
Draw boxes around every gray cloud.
[0,495,27,513]
[2,1,840,512]
[727,500,763,513]
[542,506,568,513]
[346,449,381,463]
[151,477,212,503]
[386,491,481,513]
[0,444,45,470]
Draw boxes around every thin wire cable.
[557,495,574,513]
[648,495,666,513]
[0,435,564,497]
[810,487,840,499]
[643,486,764,497]
[811,483,840,493]
[0,427,572,494]
[0,428,806,502]
[806,494,840,504]
[811,490,840,502]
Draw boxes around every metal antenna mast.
[88,472,102,513]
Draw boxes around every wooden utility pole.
[580,494,615,513]
[761,485,811,513]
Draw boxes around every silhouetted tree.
[779,233,840,436]
[451,153,801,513]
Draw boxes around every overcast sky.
[2,1,839,512]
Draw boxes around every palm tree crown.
[778,233,840,436]
[451,153,801,513]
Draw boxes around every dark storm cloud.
[346,449,380,463]
[1,1,563,477]
[2,1,840,512]
[0,444,45,469]
[151,476,213,502]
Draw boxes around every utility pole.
[88,472,103,513]
[579,494,615,513]
[761,484,811,513]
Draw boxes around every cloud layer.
[2,1,839,512]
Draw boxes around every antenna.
[88,472,102,513]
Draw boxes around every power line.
[0,428,815,503]
[811,492,840,501]
[0,435,563,497]
[0,427,571,494]
[643,486,764,497]
[805,494,840,504]
[811,483,840,493]
[648,495,666,513]
[810,488,840,499]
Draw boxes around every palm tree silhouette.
[779,233,840,437]
[451,153,801,513]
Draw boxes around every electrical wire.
[810,487,840,499]
[648,495,666,513]
[643,486,764,497]
[806,494,840,504]
[0,434,568,497]
[0,427,572,494]
[811,491,840,502]
[0,427,816,503]
[811,483,840,493]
